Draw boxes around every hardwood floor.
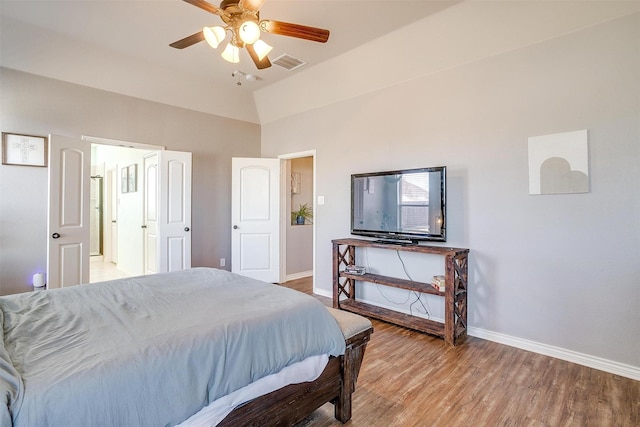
[283,277,640,427]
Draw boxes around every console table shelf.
[332,238,469,346]
[340,272,443,296]
[339,300,446,338]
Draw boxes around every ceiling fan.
[170,0,330,70]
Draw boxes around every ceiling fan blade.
[170,31,205,49]
[239,0,267,12]
[246,44,272,69]
[260,20,330,43]
[182,0,225,16]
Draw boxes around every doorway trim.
[278,150,316,289]
[82,135,165,151]
[82,135,168,281]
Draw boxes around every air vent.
[272,54,307,71]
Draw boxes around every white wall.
[261,15,640,372]
[0,68,261,294]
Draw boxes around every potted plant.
[291,203,313,225]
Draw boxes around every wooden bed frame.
[219,319,373,426]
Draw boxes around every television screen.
[351,166,446,243]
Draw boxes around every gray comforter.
[0,268,346,426]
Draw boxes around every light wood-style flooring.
[283,277,640,427]
[89,259,131,283]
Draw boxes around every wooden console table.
[332,238,469,346]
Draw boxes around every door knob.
[184,227,190,232]
[112,220,117,223]
[141,225,147,229]
[52,233,61,239]
[233,225,238,229]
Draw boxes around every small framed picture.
[2,132,48,167]
[291,172,301,194]
[121,167,129,193]
[128,164,137,193]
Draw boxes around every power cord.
[361,248,431,317]
[363,248,411,305]
[395,251,430,318]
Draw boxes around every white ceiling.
[2,1,639,124]
[0,0,460,122]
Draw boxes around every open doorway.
[285,156,314,281]
[86,136,168,283]
[47,135,192,288]
[90,143,151,282]
[230,152,315,286]
[278,150,316,290]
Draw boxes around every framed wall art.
[2,132,48,167]
[528,129,589,195]
[291,172,301,194]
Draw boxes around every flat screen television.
[351,166,446,243]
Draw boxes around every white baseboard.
[285,270,312,282]
[314,288,332,299]
[468,326,640,381]
[317,292,640,381]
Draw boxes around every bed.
[0,267,372,426]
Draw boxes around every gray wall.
[0,68,261,295]
[261,15,640,368]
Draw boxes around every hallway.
[90,260,131,283]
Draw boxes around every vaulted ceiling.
[2,1,638,124]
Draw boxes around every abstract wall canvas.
[528,129,589,195]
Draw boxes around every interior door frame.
[82,135,166,277]
[104,166,117,264]
[277,150,316,290]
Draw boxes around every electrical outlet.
[220,258,226,267]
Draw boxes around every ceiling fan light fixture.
[221,42,240,63]
[252,39,273,61]
[171,0,331,70]
[203,26,226,49]
[238,20,261,45]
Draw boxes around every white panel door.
[143,153,159,274]
[144,150,192,274]
[231,157,280,283]
[159,150,192,272]
[47,134,90,289]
